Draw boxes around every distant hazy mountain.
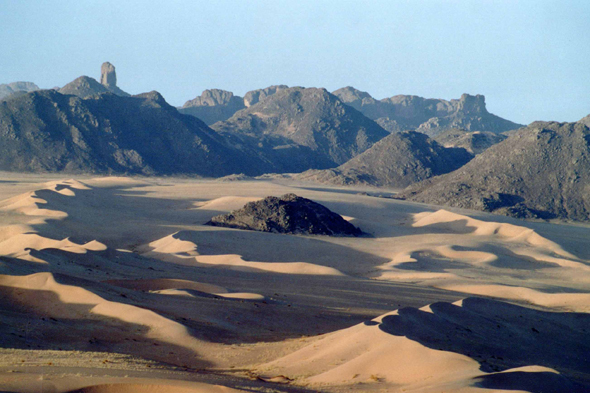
[297,131,473,188]
[0,82,40,100]
[178,89,246,125]
[179,85,289,125]
[399,121,590,221]
[0,89,265,176]
[211,87,389,173]
[332,87,522,136]
[58,62,130,99]
[434,129,507,155]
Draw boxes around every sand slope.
[0,175,588,392]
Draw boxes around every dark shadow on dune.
[377,297,590,387]
[0,283,213,369]
[395,250,472,272]
[473,371,587,393]
[450,245,561,270]
[173,229,388,268]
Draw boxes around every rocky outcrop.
[0,89,268,176]
[180,85,289,125]
[179,89,246,125]
[332,88,522,136]
[211,87,389,173]
[100,62,117,88]
[0,82,40,100]
[206,193,362,236]
[296,131,473,188]
[59,63,129,99]
[399,121,590,221]
[244,85,289,107]
[434,129,507,155]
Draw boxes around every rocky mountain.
[0,89,266,176]
[332,87,522,136]
[297,131,473,188]
[211,87,390,173]
[58,76,110,99]
[59,62,129,99]
[434,129,507,155]
[206,193,362,236]
[0,82,40,100]
[244,85,289,107]
[179,85,289,125]
[178,89,246,125]
[399,121,590,221]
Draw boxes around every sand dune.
[0,272,213,367]
[0,175,589,392]
[105,278,264,301]
[142,231,344,276]
[259,297,590,391]
[194,196,262,212]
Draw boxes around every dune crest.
[0,272,209,362]
[143,232,344,276]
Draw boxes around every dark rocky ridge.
[206,193,362,236]
[211,87,389,173]
[0,89,267,176]
[434,129,507,155]
[399,121,590,221]
[296,131,473,188]
[332,87,522,136]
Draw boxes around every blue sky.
[1,0,588,124]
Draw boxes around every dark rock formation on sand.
[399,121,590,221]
[206,193,362,236]
[297,131,473,188]
[211,87,389,173]
[332,87,522,136]
[0,89,266,176]
[434,129,507,155]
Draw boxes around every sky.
[1,0,589,124]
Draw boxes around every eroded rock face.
[179,89,246,125]
[244,85,289,107]
[206,193,363,236]
[100,62,117,88]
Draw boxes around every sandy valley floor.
[0,173,588,392]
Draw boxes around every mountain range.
[3,62,589,222]
[332,87,523,136]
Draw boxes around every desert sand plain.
[0,173,588,393]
